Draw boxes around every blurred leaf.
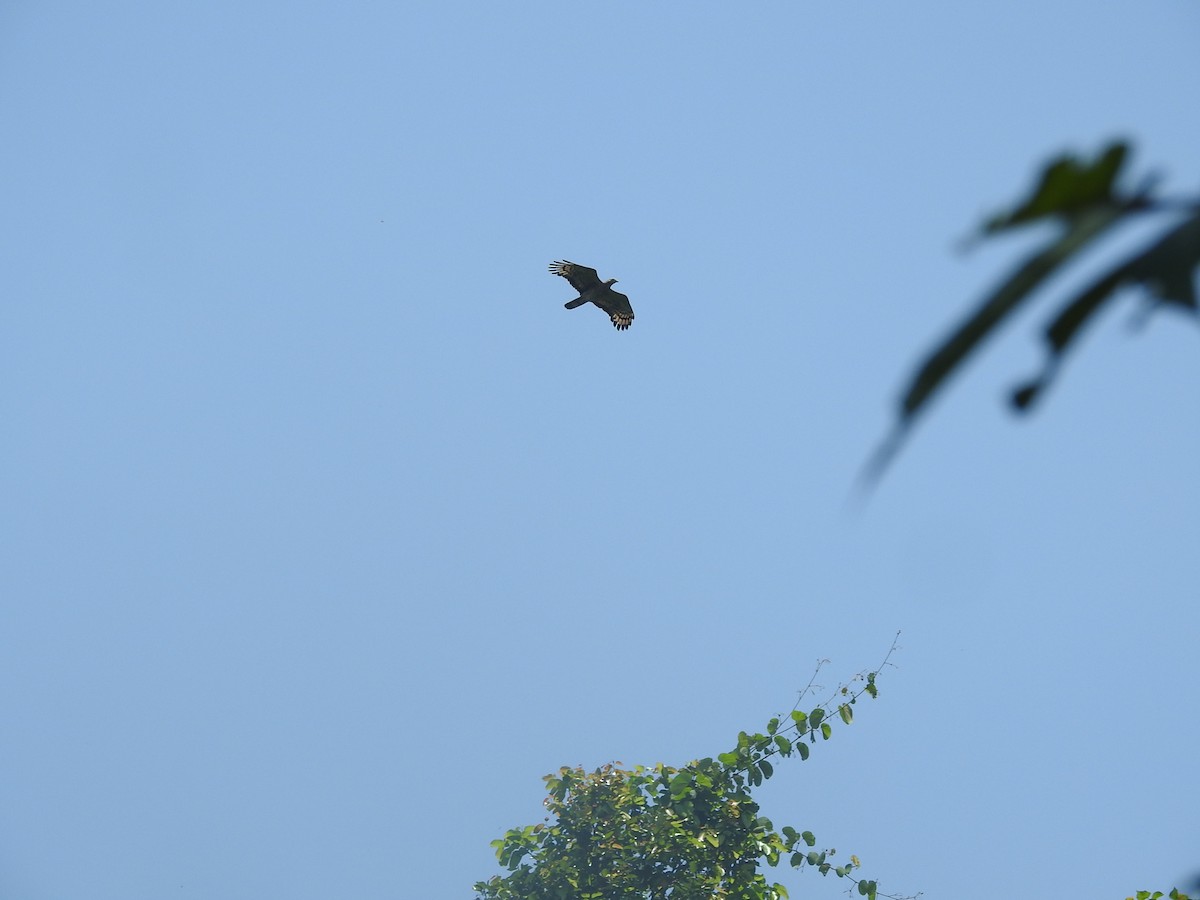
[861,140,1193,487]
[1011,209,1200,410]
[983,141,1130,233]
[1126,210,1200,311]
[865,200,1128,483]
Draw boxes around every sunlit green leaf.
[670,772,693,798]
[478,667,890,900]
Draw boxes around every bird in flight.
[549,260,635,331]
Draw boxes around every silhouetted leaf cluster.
[866,141,1200,485]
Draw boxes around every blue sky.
[2,3,1198,899]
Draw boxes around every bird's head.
[605,278,619,286]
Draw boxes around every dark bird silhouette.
[549,260,635,330]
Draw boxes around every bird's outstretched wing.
[548,260,603,294]
[593,290,635,330]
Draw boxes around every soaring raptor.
[549,260,635,330]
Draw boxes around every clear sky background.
[2,3,1197,899]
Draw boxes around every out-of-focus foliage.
[866,140,1200,485]
[474,654,899,900]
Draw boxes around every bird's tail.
[563,298,588,309]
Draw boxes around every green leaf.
[774,735,793,755]
[1131,212,1200,311]
[477,669,891,900]
[669,772,693,798]
[983,141,1130,233]
[820,722,832,740]
[790,710,807,727]
[767,717,780,735]
[1011,209,1200,411]
[863,180,1134,486]
[839,704,853,725]
[797,743,810,760]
